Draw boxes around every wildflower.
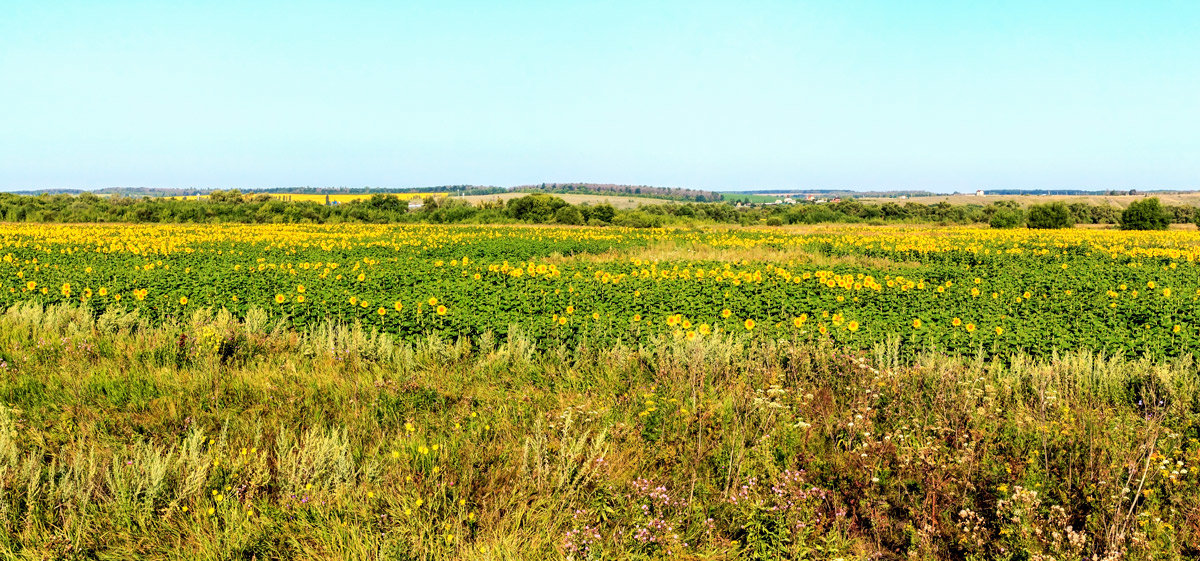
[436,305,447,315]
[912,318,921,329]
[721,308,732,318]
[179,296,188,305]
[846,320,859,332]
[275,294,286,304]
[743,318,755,331]
[951,317,962,327]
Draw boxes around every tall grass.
[0,302,1195,559]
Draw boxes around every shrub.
[1120,197,1171,230]
[1026,202,1073,229]
[989,208,1023,229]
[554,206,584,225]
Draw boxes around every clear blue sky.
[2,1,1197,192]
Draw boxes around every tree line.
[0,191,1192,230]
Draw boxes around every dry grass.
[858,192,1200,208]
[0,302,1194,559]
[453,192,677,209]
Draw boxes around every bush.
[989,208,1023,229]
[1026,202,1073,229]
[554,205,584,225]
[1120,198,1171,230]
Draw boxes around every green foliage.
[553,205,585,225]
[1026,202,1074,229]
[988,207,1023,228]
[1121,197,1172,230]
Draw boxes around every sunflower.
[846,320,859,332]
[721,308,732,318]
[179,296,189,306]
[394,301,404,311]
[436,305,447,315]
[743,318,755,331]
[275,294,286,304]
[912,318,922,329]
[951,317,962,327]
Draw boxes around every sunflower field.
[4,222,1198,359]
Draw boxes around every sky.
[1,1,1197,192]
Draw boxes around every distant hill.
[513,183,722,202]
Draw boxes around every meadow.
[1,223,1198,559]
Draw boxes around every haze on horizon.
[1,1,1197,193]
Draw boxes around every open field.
[2,222,1200,559]
[5,223,1199,358]
[453,192,677,209]
[857,192,1200,208]
[167,193,448,203]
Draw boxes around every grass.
[0,302,1196,559]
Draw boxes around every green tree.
[989,208,1023,229]
[1120,198,1171,230]
[554,205,584,225]
[1026,202,1073,229]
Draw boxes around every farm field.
[857,192,1200,208]
[453,192,677,209]
[6,223,1200,359]
[167,193,449,203]
[1,222,1199,559]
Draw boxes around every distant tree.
[1120,197,1171,230]
[554,205,584,225]
[989,208,1023,228]
[1027,202,1073,229]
